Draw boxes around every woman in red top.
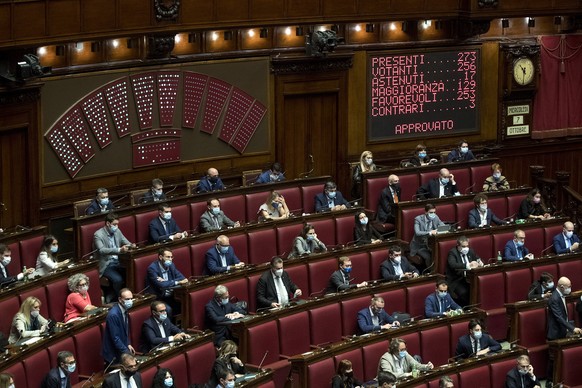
[64,273,97,322]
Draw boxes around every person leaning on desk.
[9,296,48,344]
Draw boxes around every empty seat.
[492,231,514,260]
[458,365,490,387]
[467,234,494,262]
[455,201,474,229]
[488,197,508,219]
[419,171,440,188]
[247,229,276,265]
[45,278,69,322]
[433,203,455,226]
[369,249,387,280]
[420,326,450,367]
[362,340,389,381]
[277,187,302,215]
[347,252,370,286]
[245,320,280,365]
[335,214,356,246]
[307,258,338,296]
[135,210,157,244]
[306,357,335,388]
[470,165,493,193]
[171,204,191,234]
[309,218,336,246]
[275,223,303,257]
[0,298,21,339]
[79,221,104,257]
[340,295,370,336]
[247,273,262,313]
[172,245,192,279]
[524,228,544,258]
[245,192,269,223]
[437,239,458,275]
[186,340,216,385]
[129,304,151,348]
[364,177,389,212]
[284,263,309,298]
[301,184,324,214]
[278,311,311,357]
[406,282,437,318]
[190,239,216,276]
[134,254,157,294]
[448,167,470,194]
[23,349,51,388]
[398,174,421,203]
[118,215,136,244]
[560,346,582,386]
[19,235,43,269]
[190,201,208,233]
[228,233,249,263]
[188,288,216,329]
[309,304,342,346]
[505,268,532,303]
[558,260,582,290]
[507,194,527,218]
[476,272,506,340]
[220,195,246,225]
[86,268,103,307]
[399,207,426,242]
[74,325,104,377]
[139,366,157,388]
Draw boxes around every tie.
[566,237,571,249]
[275,277,289,305]
[517,247,522,259]
[163,221,169,234]
[214,216,220,229]
[61,376,67,388]
[124,312,129,336]
[462,254,468,265]
[393,191,399,204]
[439,299,443,313]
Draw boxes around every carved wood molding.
[154,0,180,21]
[147,35,176,58]
[478,0,499,8]
[0,86,41,106]
[270,53,353,75]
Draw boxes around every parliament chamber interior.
[1,1,582,387]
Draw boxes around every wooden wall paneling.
[118,0,151,29]
[180,1,214,24]
[81,0,117,33]
[322,0,357,17]
[12,2,46,40]
[47,0,81,36]
[250,0,285,20]
[357,0,390,15]
[216,0,250,23]
[285,0,321,18]
[0,4,11,43]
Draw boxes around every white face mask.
[1,256,10,266]
[479,204,487,212]
[460,247,469,255]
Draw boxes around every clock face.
[513,57,535,86]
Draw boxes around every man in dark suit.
[204,235,245,275]
[196,167,225,193]
[41,350,76,388]
[148,203,188,243]
[380,245,419,281]
[314,181,350,213]
[467,193,504,228]
[102,353,143,388]
[553,221,581,254]
[447,140,475,162]
[256,257,302,309]
[205,285,246,346]
[85,187,114,215]
[504,229,534,261]
[416,168,460,200]
[445,236,483,307]
[547,276,582,340]
[357,296,399,333]
[0,243,34,286]
[410,203,446,269]
[424,280,461,318]
[140,300,190,353]
[145,248,188,317]
[199,198,240,233]
[455,319,501,359]
[102,288,136,365]
[505,355,541,388]
[325,256,368,295]
[376,174,401,225]
[140,178,167,204]
[527,272,555,300]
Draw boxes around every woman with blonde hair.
[257,190,290,221]
[64,273,98,322]
[8,296,48,344]
[208,340,246,386]
[0,373,14,388]
[351,150,377,198]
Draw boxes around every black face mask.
[390,183,400,190]
[345,371,354,378]
[209,176,218,183]
[123,368,137,377]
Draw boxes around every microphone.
[411,193,424,201]
[80,372,96,388]
[16,225,32,232]
[327,244,344,251]
[104,358,116,373]
[313,341,333,349]
[134,284,150,297]
[507,339,520,349]
[447,353,465,364]
[540,244,554,257]
[255,305,276,314]
[337,278,355,293]
[288,208,303,217]
[447,220,464,232]
[421,261,435,275]
[222,183,237,190]
[502,213,516,223]
[347,199,361,207]
[464,184,476,194]
[401,314,423,326]
[148,340,167,355]
[81,248,99,260]
[309,288,326,298]
[257,350,269,372]
[0,202,6,210]
[344,237,363,247]
[462,303,481,311]
[112,195,128,208]
[298,155,315,178]
[164,185,178,198]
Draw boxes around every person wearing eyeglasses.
[378,338,434,379]
[64,273,97,322]
[204,235,245,275]
[40,351,76,388]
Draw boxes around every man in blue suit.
[85,187,114,215]
[357,296,399,334]
[380,245,419,281]
[504,229,534,261]
[102,288,135,365]
[424,280,461,318]
[140,300,189,353]
[314,181,350,212]
[145,248,188,317]
[196,167,225,193]
[205,285,245,345]
[467,194,504,228]
[553,221,580,254]
[547,276,582,340]
[447,139,475,162]
[148,203,188,243]
[255,162,286,184]
[455,319,501,359]
[41,350,76,388]
[204,235,245,275]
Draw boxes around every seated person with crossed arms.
[357,296,400,334]
[256,257,302,309]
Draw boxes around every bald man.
[416,168,460,200]
[204,235,245,275]
[196,168,225,193]
[553,221,580,254]
[376,174,401,225]
[547,276,582,340]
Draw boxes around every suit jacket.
[205,299,245,333]
[196,177,225,193]
[505,367,538,388]
[256,270,298,309]
[378,351,430,379]
[141,190,166,204]
[416,178,459,200]
[140,316,184,352]
[288,236,327,259]
[445,247,481,295]
[204,246,240,275]
[199,210,235,233]
[85,199,114,215]
[94,226,132,276]
[380,258,418,281]
[353,225,383,245]
[41,367,71,388]
[527,281,554,300]
[467,208,503,228]
[149,216,183,243]
[208,358,247,387]
[455,333,501,359]
[145,261,185,299]
[314,192,349,213]
[424,292,461,318]
[0,263,18,287]
[447,149,475,162]
[357,307,395,333]
[256,170,285,184]
[325,269,357,295]
[504,241,530,261]
[101,303,131,364]
[553,232,581,254]
[376,186,401,224]
[102,371,143,388]
[547,289,575,340]
[410,213,445,256]
[331,375,364,388]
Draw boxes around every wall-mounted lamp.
[501,18,509,28]
[528,17,535,28]
[365,23,374,33]
[260,28,268,38]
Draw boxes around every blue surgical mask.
[342,267,352,274]
[65,363,76,373]
[460,147,469,154]
[164,378,173,387]
[516,241,524,247]
[225,381,235,388]
[398,350,407,359]
[440,178,450,185]
[164,260,172,268]
[154,189,163,197]
[123,299,133,310]
[158,312,168,321]
[163,212,172,220]
[327,191,337,199]
[473,331,482,339]
[418,152,427,158]
[360,217,368,225]
[100,198,109,206]
[272,202,279,209]
[306,235,315,241]
[493,172,501,179]
[221,298,229,306]
[427,213,436,219]
[219,246,229,254]
[438,291,448,299]
[109,225,118,233]
[212,207,221,215]
[50,245,59,254]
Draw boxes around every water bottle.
[497,251,502,264]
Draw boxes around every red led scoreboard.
[368,48,480,141]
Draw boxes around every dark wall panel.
[48,0,81,36]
